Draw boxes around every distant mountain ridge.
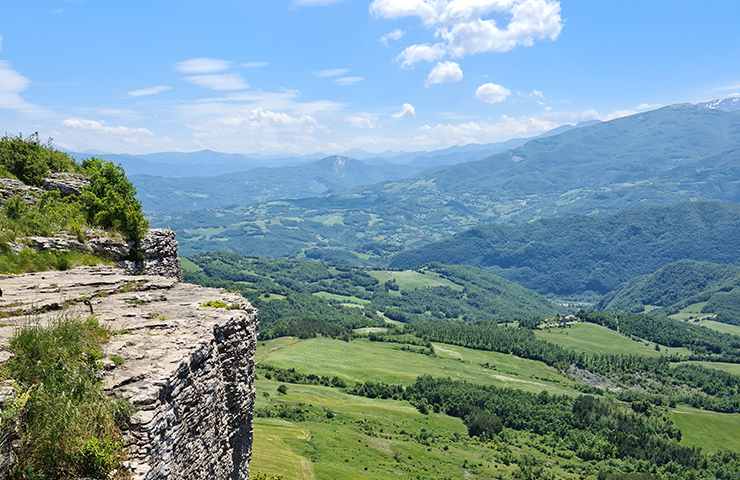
[164,101,740,259]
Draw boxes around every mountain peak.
[699,95,740,112]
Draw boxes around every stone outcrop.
[41,172,90,196]
[0,178,41,204]
[12,229,182,279]
[0,266,258,479]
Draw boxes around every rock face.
[0,266,258,479]
[12,229,182,279]
[0,177,41,204]
[41,172,91,196]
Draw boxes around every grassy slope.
[534,323,690,357]
[697,320,740,337]
[678,361,740,376]
[258,337,577,395]
[369,270,464,291]
[671,406,740,453]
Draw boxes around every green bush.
[80,158,149,241]
[0,248,107,275]
[0,134,78,186]
[1,317,131,479]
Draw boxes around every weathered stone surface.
[13,229,181,279]
[0,266,257,480]
[42,172,91,196]
[0,177,41,205]
[124,229,181,279]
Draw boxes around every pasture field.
[534,323,689,357]
[257,337,578,395]
[368,270,464,291]
[671,406,740,453]
[696,319,740,337]
[678,361,740,376]
[250,379,585,480]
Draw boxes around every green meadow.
[671,406,740,453]
[534,323,689,357]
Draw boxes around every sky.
[1,0,739,155]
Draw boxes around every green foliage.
[0,191,89,243]
[0,248,107,274]
[80,158,149,241]
[464,409,503,440]
[600,260,740,325]
[0,134,78,186]
[0,317,130,479]
[185,253,558,340]
[392,202,740,295]
[577,310,740,361]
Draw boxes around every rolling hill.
[390,202,740,296]
[599,261,740,325]
[159,101,740,261]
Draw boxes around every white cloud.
[476,82,511,104]
[316,68,350,78]
[716,83,740,91]
[294,0,341,5]
[414,114,556,147]
[346,113,377,128]
[426,61,463,87]
[0,61,35,112]
[242,61,269,69]
[128,85,173,97]
[63,118,154,138]
[393,103,416,118]
[397,43,446,68]
[372,0,563,68]
[176,57,231,74]
[186,74,249,91]
[335,76,365,86]
[380,29,405,46]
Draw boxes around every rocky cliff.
[0,263,258,478]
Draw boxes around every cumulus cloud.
[63,118,154,137]
[128,85,173,97]
[380,29,405,46]
[414,114,556,147]
[393,103,416,118]
[397,43,446,68]
[315,68,350,78]
[372,0,563,69]
[185,74,249,91]
[476,82,511,104]
[426,61,463,87]
[176,57,231,74]
[0,61,35,111]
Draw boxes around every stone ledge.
[0,266,258,480]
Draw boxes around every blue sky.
[1,0,739,155]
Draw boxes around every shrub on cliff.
[0,316,131,479]
[0,134,78,186]
[80,158,149,241]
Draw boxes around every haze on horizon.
[1,0,739,155]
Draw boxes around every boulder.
[42,172,91,196]
[0,178,41,205]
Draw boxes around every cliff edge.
[0,262,258,478]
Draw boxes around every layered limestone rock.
[0,266,258,479]
[0,177,41,204]
[41,172,90,196]
[10,228,182,279]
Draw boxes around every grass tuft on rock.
[0,316,132,480]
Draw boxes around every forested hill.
[599,261,740,323]
[391,202,740,296]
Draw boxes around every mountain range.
[151,99,740,265]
